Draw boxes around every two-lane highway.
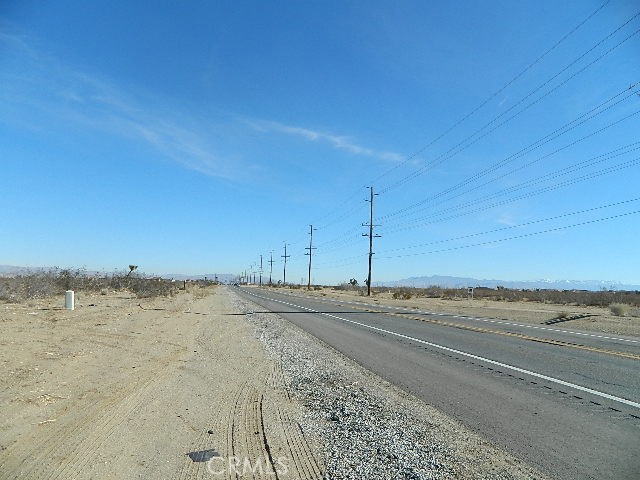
[234,286,640,480]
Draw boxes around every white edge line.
[244,289,640,410]
[272,289,639,344]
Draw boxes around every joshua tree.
[127,265,138,277]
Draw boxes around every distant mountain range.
[378,275,640,291]
[3,265,638,291]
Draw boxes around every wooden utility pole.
[268,252,274,285]
[281,242,290,285]
[259,255,263,286]
[362,187,381,296]
[305,225,317,290]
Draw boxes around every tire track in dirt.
[264,361,324,480]
[0,355,183,480]
[225,383,278,480]
[275,407,323,480]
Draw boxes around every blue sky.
[1,1,639,285]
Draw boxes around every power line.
[378,197,640,254]
[300,2,612,236]
[382,154,640,235]
[377,209,640,260]
[379,86,640,222]
[368,1,612,188]
[379,12,640,194]
[302,65,640,270]
[314,196,640,267]
[316,146,640,268]
[381,109,640,231]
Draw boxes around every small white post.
[65,290,75,310]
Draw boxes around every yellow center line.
[334,303,640,361]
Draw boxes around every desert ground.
[0,285,562,479]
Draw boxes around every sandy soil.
[285,287,640,337]
[0,286,548,479]
[0,286,322,480]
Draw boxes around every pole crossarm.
[305,224,317,289]
[363,187,381,296]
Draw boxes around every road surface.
[234,286,640,480]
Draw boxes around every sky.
[1,0,639,285]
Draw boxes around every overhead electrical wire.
[260,3,640,279]
[297,1,612,238]
[378,197,640,254]
[317,143,640,261]
[378,85,640,222]
[379,14,640,194]
[304,76,639,257]
[380,108,640,230]
[377,210,640,260]
[367,0,612,188]
[316,197,640,266]
[381,154,640,235]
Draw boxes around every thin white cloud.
[249,120,404,163]
[0,31,247,181]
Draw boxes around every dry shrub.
[610,303,630,317]
[392,288,413,300]
[0,268,176,302]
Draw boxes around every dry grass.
[363,285,640,307]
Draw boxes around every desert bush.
[0,268,177,302]
[127,276,175,298]
[610,303,630,317]
[381,286,640,306]
[392,288,413,300]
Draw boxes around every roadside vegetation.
[330,283,640,316]
[0,268,211,302]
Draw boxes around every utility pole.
[305,224,317,290]
[281,242,290,285]
[259,255,263,286]
[362,186,381,296]
[268,252,274,285]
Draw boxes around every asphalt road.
[234,286,640,480]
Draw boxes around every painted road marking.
[271,289,639,345]
[243,289,640,410]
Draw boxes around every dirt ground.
[0,286,322,480]
[0,285,550,479]
[287,287,640,338]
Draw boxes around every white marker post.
[65,290,75,310]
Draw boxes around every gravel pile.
[231,295,455,480]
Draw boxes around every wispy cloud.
[249,120,404,163]
[0,31,249,181]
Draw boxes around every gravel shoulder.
[1,285,547,479]
[232,287,548,479]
